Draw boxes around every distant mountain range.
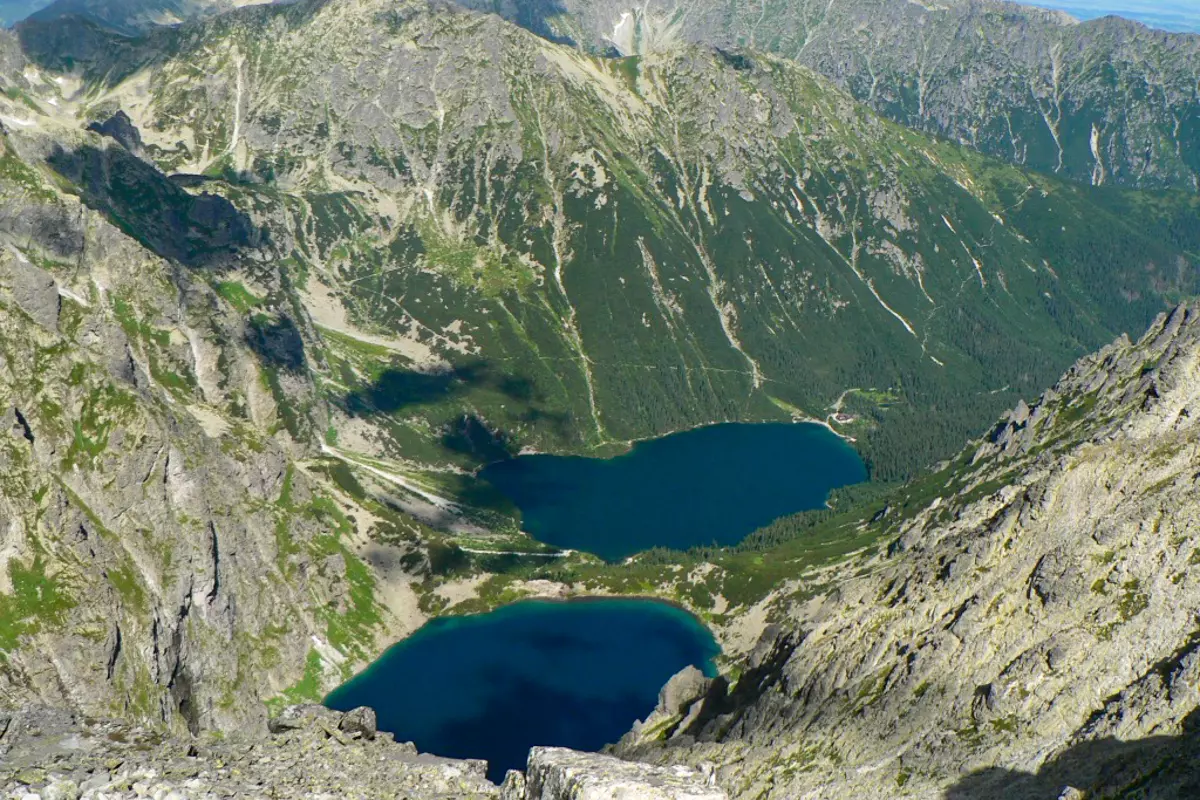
[0,0,271,29]
[453,0,1200,192]
[0,0,51,26]
[1031,0,1200,32]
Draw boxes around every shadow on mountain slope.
[46,142,260,268]
[343,361,574,461]
[440,412,518,462]
[15,0,328,84]
[14,13,139,79]
[343,360,524,415]
[944,708,1200,800]
[246,315,307,372]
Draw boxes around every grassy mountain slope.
[16,0,1200,482]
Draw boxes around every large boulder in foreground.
[522,746,728,800]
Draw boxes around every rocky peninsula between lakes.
[0,703,728,800]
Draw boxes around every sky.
[0,0,53,26]
[1028,0,1200,32]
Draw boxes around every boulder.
[338,706,377,740]
[6,255,59,332]
[500,769,527,800]
[524,747,728,800]
[266,704,342,734]
[656,666,712,718]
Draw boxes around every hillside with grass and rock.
[1,0,1200,797]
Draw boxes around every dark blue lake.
[479,422,867,561]
[324,599,719,782]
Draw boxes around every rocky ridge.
[0,73,451,737]
[12,0,1200,191]
[0,704,728,799]
[617,305,1200,797]
[469,0,1200,191]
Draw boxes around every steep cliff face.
[619,304,1200,798]
[463,0,1200,192]
[0,106,444,734]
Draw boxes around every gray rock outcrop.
[4,251,59,332]
[338,705,378,741]
[0,706,728,800]
[656,667,712,720]
[524,747,726,800]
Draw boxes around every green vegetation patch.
[283,483,384,663]
[0,145,57,202]
[62,383,140,471]
[215,280,264,313]
[108,559,149,613]
[0,556,76,651]
[267,648,326,715]
[416,219,536,297]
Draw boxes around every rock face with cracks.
[466,0,1200,191]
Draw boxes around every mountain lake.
[479,422,867,561]
[325,598,720,782]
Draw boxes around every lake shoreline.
[478,421,867,560]
[324,596,721,782]
[490,413,858,466]
[440,591,715,637]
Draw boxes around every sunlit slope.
[18,0,1200,477]
[456,0,1200,191]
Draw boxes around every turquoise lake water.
[479,422,867,561]
[324,599,719,783]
